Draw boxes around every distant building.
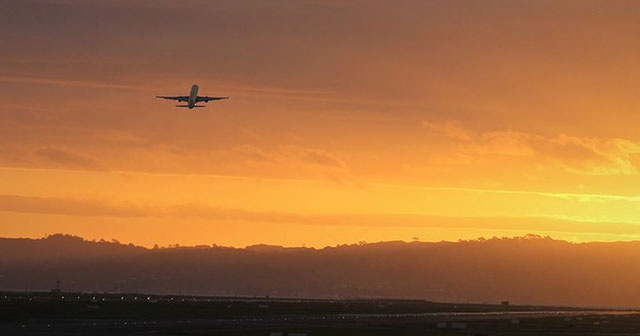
[501,300,510,306]
[451,322,467,329]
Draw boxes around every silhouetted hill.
[1,234,639,308]
[0,234,146,261]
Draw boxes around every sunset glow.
[2,0,640,247]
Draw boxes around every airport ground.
[0,292,638,335]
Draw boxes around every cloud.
[421,120,473,141]
[232,144,347,169]
[422,120,640,175]
[0,195,140,217]
[280,146,346,168]
[232,144,275,162]
[95,130,149,146]
[32,147,103,170]
[467,131,536,156]
[1,194,639,236]
[539,135,640,175]
[0,75,143,91]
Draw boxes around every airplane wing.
[156,96,189,102]
[196,96,230,103]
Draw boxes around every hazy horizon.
[3,232,640,250]
[3,233,640,308]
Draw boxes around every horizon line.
[6,232,640,250]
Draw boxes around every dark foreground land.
[0,292,638,335]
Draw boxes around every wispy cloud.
[421,120,473,141]
[232,144,274,162]
[281,146,346,168]
[0,194,139,217]
[94,130,149,146]
[0,75,144,90]
[1,194,639,236]
[32,147,103,170]
[466,131,535,156]
[374,182,640,203]
[422,120,640,175]
[232,144,347,169]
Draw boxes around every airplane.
[156,84,229,109]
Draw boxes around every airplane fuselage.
[188,84,199,109]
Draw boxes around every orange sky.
[1,0,640,247]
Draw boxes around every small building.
[451,322,467,329]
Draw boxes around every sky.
[1,0,640,247]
